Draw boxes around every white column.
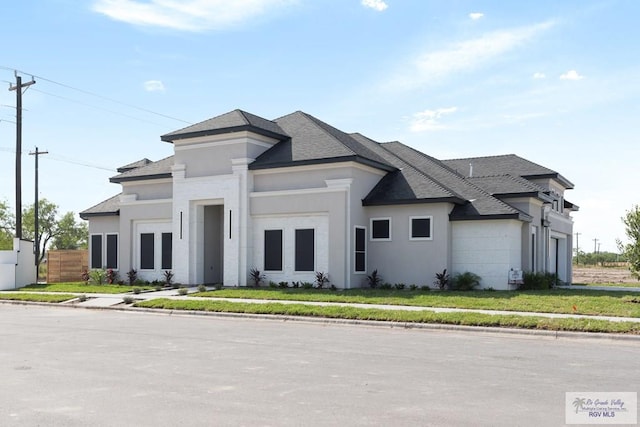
[232,158,254,287]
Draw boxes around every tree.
[0,200,15,250]
[22,199,88,265]
[617,205,640,280]
[52,212,88,250]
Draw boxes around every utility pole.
[593,238,599,267]
[9,72,36,239]
[575,232,581,265]
[29,147,48,270]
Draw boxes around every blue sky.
[1,0,638,254]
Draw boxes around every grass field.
[0,292,76,303]
[19,283,156,294]
[135,298,640,334]
[192,288,640,318]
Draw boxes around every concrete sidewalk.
[3,288,640,323]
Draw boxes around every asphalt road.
[0,304,638,427]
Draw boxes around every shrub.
[133,287,141,294]
[519,271,563,290]
[450,272,481,291]
[172,283,180,289]
[122,296,134,304]
[178,287,188,295]
[81,270,90,283]
[269,281,278,288]
[394,283,405,290]
[366,269,382,289]
[197,284,207,292]
[154,284,163,291]
[278,281,289,289]
[77,294,87,302]
[213,283,223,290]
[106,268,118,284]
[433,269,449,290]
[163,270,174,286]
[291,281,300,288]
[89,269,106,285]
[409,284,418,291]
[329,284,337,291]
[249,268,265,287]
[315,272,330,289]
[380,282,393,290]
[301,282,314,289]
[127,269,137,285]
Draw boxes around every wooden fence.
[47,250,88,283]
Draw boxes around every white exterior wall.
[0,239,36,290]
[171,163,242,287]
[451,220,522,290]
[252,215,329,285]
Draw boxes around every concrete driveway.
[1,305,638,426]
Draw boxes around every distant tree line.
[573,250,625,266]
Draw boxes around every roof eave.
[79,210,120,220]
[449,212,531,222]
[249,155,396,172]
[362,197,465,207]
[523,173,574,189]
[493,191,554,203]
[110,173,173,183]
[161,124,288,143]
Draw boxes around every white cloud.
[533,72,546,79]
[361,0,388,11]
[409,107,458,132]
[144,80,165,92]
[386,21,555,90]
[469,12,484,20]
[92,0,294,31]
[560,70,584,80]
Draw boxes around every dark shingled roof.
[80,194,121,219]
[442,154,574,189]
[467,174,551,201]
[249,111,395,172]
[161,109,288,142]
[381,142,530,220]
[110,156,174,183]
[117,158,152,173]
[349,133,464,205]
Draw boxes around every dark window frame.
[410,216,433,240]
[161,232,172,270]
[105,233,118,270]
[370,218,391,241]
[295,228,315,272]
[90,234,103,269]
[264,229,283,272]
[140,233,155,270]
[354,226,366,273]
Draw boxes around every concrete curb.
[2,299,639,342]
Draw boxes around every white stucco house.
[80,109,578,289]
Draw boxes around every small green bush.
[315,272,330,289]
[433,269,449,290]
[301,282,314,289]
[213,283,223,290]
[77,294,87,302]
[198,284,207,292]
[122,296,134,304]
[249,268,265,287]
[450,272,481,291]
[380,282,393,290]
[178,287,188,295]
[366,269,382,289]
[133,287,141,294]
[519,271,563,290]
[278,281,289,289]
[269,281,278,288]
[89,269,106,285]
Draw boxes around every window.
[90,234,102,269]
[264,230,283,271]
[354,227,366,273]
[370,218,391,240]
[410,216,432,240]
[161,233,172,270]
[140,233,155,270]
[106,234,118,269]
[295,229,314,271]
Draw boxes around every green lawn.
[135,298,640,334]
[0,292,76,303]
[19,283,155,294]
[192,288,640,318]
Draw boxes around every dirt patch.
[572,266,638,284]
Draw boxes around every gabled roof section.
[110,156,174,183]
[117,158,152,173]
[467,174,552,202]
[80,194,121,220]
[249,111,395,172]
[349,133,464,205]
[382,142,529,220]
[161,109,288,142]
[442,154,574,189]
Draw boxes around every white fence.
[0,239,36,290]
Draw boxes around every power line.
[1,66,192,125]
[31,88,169,127]
[0,146,116,172]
